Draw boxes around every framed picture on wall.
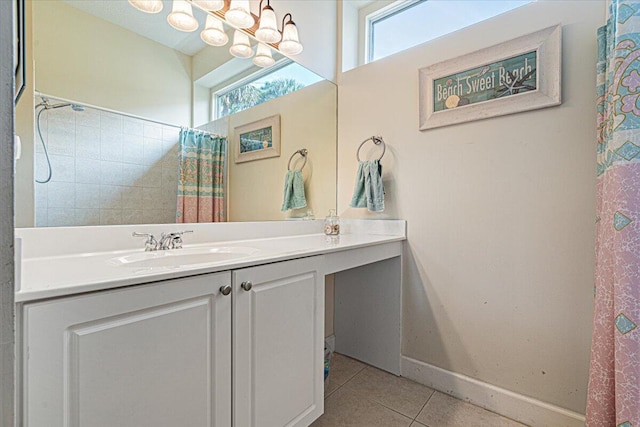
[419,25,561,130]
[14,0,26,103]
[234,114,281,163]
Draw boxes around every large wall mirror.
[15,0,337,227]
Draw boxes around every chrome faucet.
[133,230,193,251]
[159,231,193,250]
[132,232,158,251]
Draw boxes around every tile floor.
[311,353,528,427]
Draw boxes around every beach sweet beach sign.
[433,51,537,111]
[419,25,561,130]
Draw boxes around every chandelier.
[127,0,303,68]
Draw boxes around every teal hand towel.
[281,169,307,211]
[350,160,384,212]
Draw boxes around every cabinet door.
[233,256,324,427]
[23,272,232,427]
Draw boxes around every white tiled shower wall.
[34,101,180,227]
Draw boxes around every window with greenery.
[367,0,534,63]
[214,60,323,119]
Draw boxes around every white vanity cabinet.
[21,256,325,427]
[233,257,325,427]
[22,271,233,427]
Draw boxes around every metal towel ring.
[356,136,386,162]
[288,149,308,171]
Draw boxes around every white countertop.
[15,220,406,303]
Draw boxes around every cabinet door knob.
[220,285,232,296]
[241,281,253,291]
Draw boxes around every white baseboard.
[325,335,336,353]
[401,356,586,427]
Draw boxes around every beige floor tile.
[324,353,366,397]
[416,392,527,427]
[343,366,435,418]
[410,423,428,427]
[311,387,413,427]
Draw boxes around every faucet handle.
[169,230,193,249]
[171,235,184,250]
[132,232,158,251]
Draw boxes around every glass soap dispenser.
[324,209,340,235]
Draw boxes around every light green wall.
[32,0,192,125]
[338,0,602,415]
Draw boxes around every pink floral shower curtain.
[587,1,640,425]
[176,129,227,223]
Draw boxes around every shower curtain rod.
[34,91,200,131]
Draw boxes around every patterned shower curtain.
[587,1,640,425]
[176,129,227,223]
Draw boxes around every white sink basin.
[109,246,259,269]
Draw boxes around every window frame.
[211,57,293,120]
[362,0,535,65]
[365,0,424,64]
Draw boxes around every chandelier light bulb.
[279,19,303,55]
[128,0,163,14]
[229,30,254,58]
[167,0,199,32]
[255,4,281,44]
[201,15,229,46]
[253,43,275,67]
[192,0,224,11]
[226,0,255,29]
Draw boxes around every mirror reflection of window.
[213,60,323,120]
